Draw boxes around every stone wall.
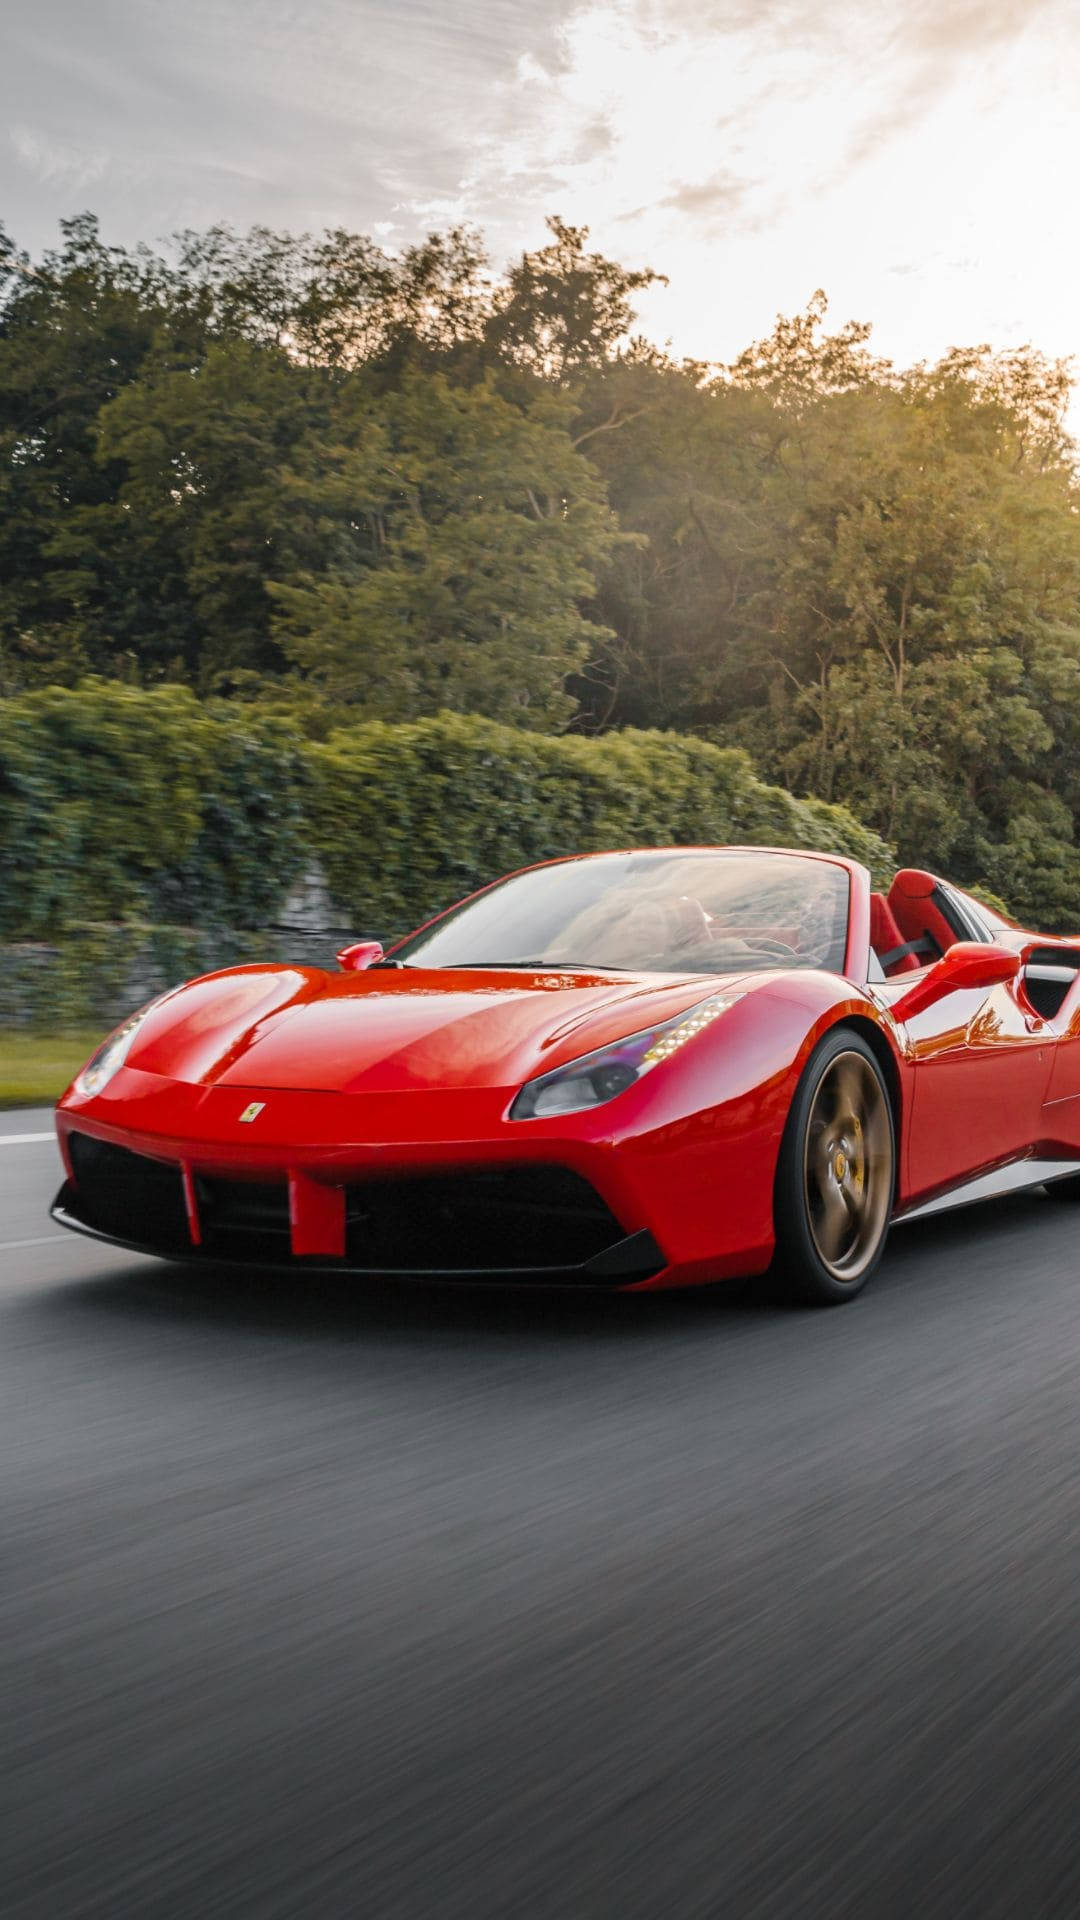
[0,863,367,1030]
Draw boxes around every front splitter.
[50,1186,665,1288]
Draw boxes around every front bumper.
[53,1061,783,1288]
[52,1125,665,1286]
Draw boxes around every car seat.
[886,869,967,964]
[869,892,922,975]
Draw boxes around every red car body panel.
[50,847,1080,1288]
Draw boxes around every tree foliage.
[270,371,624,724]
[4,213,1080,924]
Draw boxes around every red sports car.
[51,846,1080,1305]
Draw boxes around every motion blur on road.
[6,1108,1080,1918]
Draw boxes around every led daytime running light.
[640,1000,728,1065]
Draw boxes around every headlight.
[74,1000,161,1096]
[509,992,745,1120]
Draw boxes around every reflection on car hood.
[125,964,749,1093]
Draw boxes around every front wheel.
[772,1029,895,1306]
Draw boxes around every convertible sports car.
[51,845,1080,1304]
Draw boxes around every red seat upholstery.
[887,869,962,960]
[869,892,921,974]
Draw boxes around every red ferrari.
[51,846,1080,1304]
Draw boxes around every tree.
[270,371,625,726]
[0,213,657,695]
[484,218,662,382]
[720,349,1080,876]
[579,298,1080,900]
[84,337,327,686]
[0,216,179,688]
[169,221,492,371]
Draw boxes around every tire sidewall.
[772,1026,896,1305]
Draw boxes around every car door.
[1031,949,1080,1152]
[882,967,1053,1204]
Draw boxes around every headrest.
[890,869,937,900]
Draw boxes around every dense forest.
[4,212,1080,926]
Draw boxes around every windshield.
[389,851,851,975]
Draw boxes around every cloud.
[903,0,1052,58]
[616,170,756,235]
[5,0,1066,267]
[812,0,1064,177]
[1,0,572,252]
[462,0,1072,245]
[654,173,756,220]
[10,125,107,191]
[5,0,1080,427]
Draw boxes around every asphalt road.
[6,1110,1080,1918]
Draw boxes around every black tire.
[771,1027,895,1306]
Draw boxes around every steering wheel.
[745,937,801,959]
[678,937,806,971]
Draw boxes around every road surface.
[4,1108,1080,1917]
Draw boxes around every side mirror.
[890,941,1019,1022]
[337,940,384,972]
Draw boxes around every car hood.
[125,964,747,1094]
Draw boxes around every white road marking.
[0,1133,56,1147]
[0,1235,70,1252]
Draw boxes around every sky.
[5,0,1080,385]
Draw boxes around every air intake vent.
[344,1166,625,1273]
[196,1176,291,1260]
[67,1133,190,1250]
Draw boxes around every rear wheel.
[772,1029,895,1306]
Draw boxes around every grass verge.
[0,1031,100,1109]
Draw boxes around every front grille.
[195,1176,291,1260]
[344,1166,624,1273]
[63,1137,645,1280]
[67,1133,190,1251]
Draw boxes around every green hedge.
[305,713,894,936]
[0,685,895,1025]
[1,686,894,944]
[0,681,308,939]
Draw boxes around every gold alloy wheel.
[803,1050,893,1283]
